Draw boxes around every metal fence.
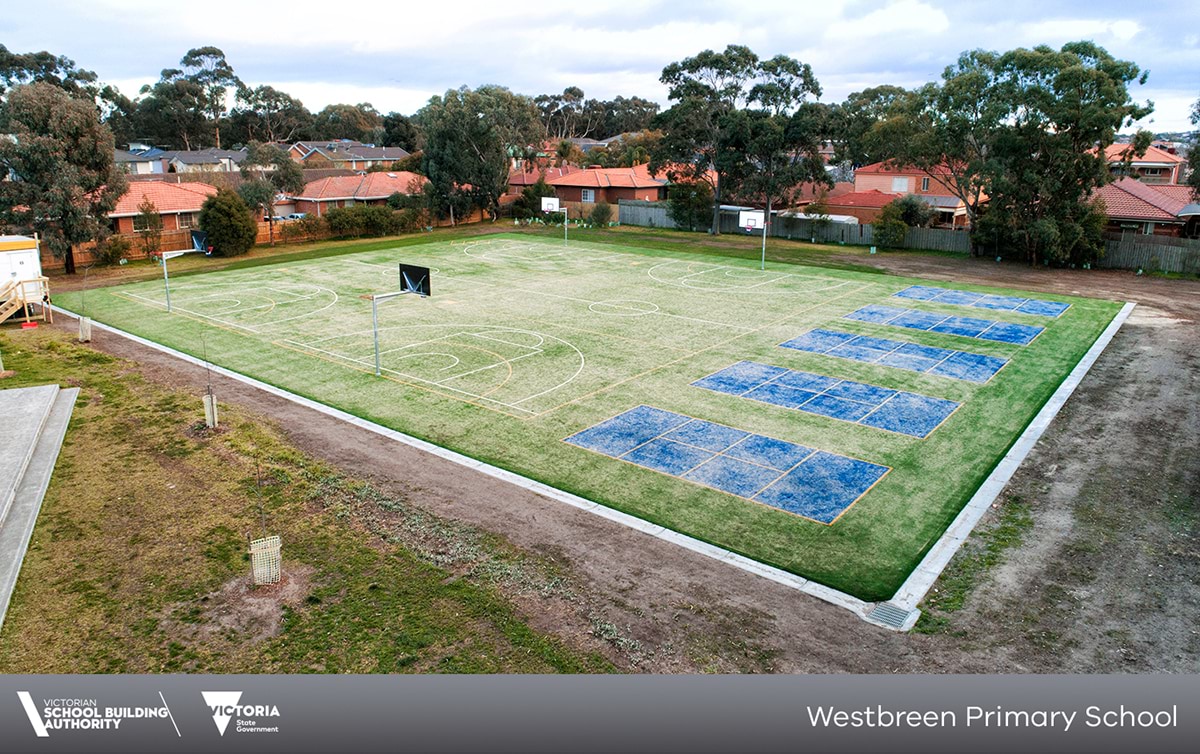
[618,200,971,253]
[1099,234,1200,274]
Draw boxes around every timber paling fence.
[1098,234,1200,275]
[616,201,971,253]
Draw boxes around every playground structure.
[1,236,52,327]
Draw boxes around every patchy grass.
[914,493,1034,634]
[0,326,611,673]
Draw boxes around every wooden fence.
[1098,234,1200,274]
[617,200,971,253]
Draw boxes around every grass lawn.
[0,327,611,673]
[51,233,1122,601]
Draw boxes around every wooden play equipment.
[0,236,52,327]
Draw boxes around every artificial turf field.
[55,235,1122,601]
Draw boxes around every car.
[286,213,307,220]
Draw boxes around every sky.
[3,0,1197,133]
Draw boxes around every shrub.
[889,194,937,228]
[93,235,131,266]
[199,188,257,257]
[666,182,713,231]
[871,203,908,248]
[589,202,613,226]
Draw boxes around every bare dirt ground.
[57,248,1199,673]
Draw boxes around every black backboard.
[398,264,431,297]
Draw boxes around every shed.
[0,236,42,285]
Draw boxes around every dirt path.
[60,250,1200,673]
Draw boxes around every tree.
[1189,96,1200,200]
[313,103,383,143]
[870,42,1150,262]
[0,44,101,101]
[382,112,420,151]
[0,82,127,274]
[830,85,915,167]
[178,47,242,149]
[511,177,556,219]
[239,142,304,245]
[720,55,830,235]
[230,85,312,144]
[136,75,207,149]
[651,45,764,234]
[135,196,163,257]
[199,188,257,256]
[416,85,544,222]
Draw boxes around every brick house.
[300,145,411,171]
[291,171,427,216]
[548,163,666,204]
[1094,178,1200,237]
[507,166,581,195]
[1101,144,1185,185]
[108,181,218,234]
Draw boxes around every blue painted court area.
[845,304,1044,346]
[564,405,889,524]
[693,361,959,438]
[780,329,1007,384]
[894,285,1071,318]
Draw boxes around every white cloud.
[1021,18,1143,44]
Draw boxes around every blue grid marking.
[691,360,788,394]
[563,406,888,524]
[693,361,959,438]
[894,285,1070,318]
[779,329,1007,384]
[843,305,1044,346]
[754,452,889,524]
[564,405,691,456]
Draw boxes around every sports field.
[55,235,1122,601]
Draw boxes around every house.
[548,163,667,204]
[161,148,247,173]
[1094,178,1200,237]
[114,149,164,175]
[835,161,971,227]
[287,140,367,162]
[291,171,428,216]
[1101,144,1185,185]
[507,166,581,195]
[299,145,411,171]
[107,181,218,234]
[818,190,899,224]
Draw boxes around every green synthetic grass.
[54,234,1121,601]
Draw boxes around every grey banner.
[0,675,1196,753]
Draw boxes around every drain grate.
[869,602,918,630]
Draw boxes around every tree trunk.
[64,248,76,275]
[711,174,722,235]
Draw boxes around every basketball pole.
[162,254,173,312]
[367,291,406,377]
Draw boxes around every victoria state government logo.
[201,691,281,736]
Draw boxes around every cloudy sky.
[4,0,1197,132]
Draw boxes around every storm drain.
[868,602,919,631]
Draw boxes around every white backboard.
[738,210,765,230]
[541,197,561,212]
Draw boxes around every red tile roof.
[1094,178,1189,222]
[855,161,956,177]
[824,190,897,208]
[548,163,666,189]
[1100,143,1184,165]
[295,172,427,201]
[109,181,218,217]
[509,166,582,187]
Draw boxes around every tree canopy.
[416,85,544,222]
[200,188,257,256]
[0,82,127,274]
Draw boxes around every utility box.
[0,236,42,285]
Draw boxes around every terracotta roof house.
[1094,178,1200,237]
[548,163,667,204]
[108,181,218,234]
[507,166,582,195]
[292,171,428,216]
[820,190,899,224]
[848,161,970,227]
[1101,144,1185,185]
[300,145,411,171]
